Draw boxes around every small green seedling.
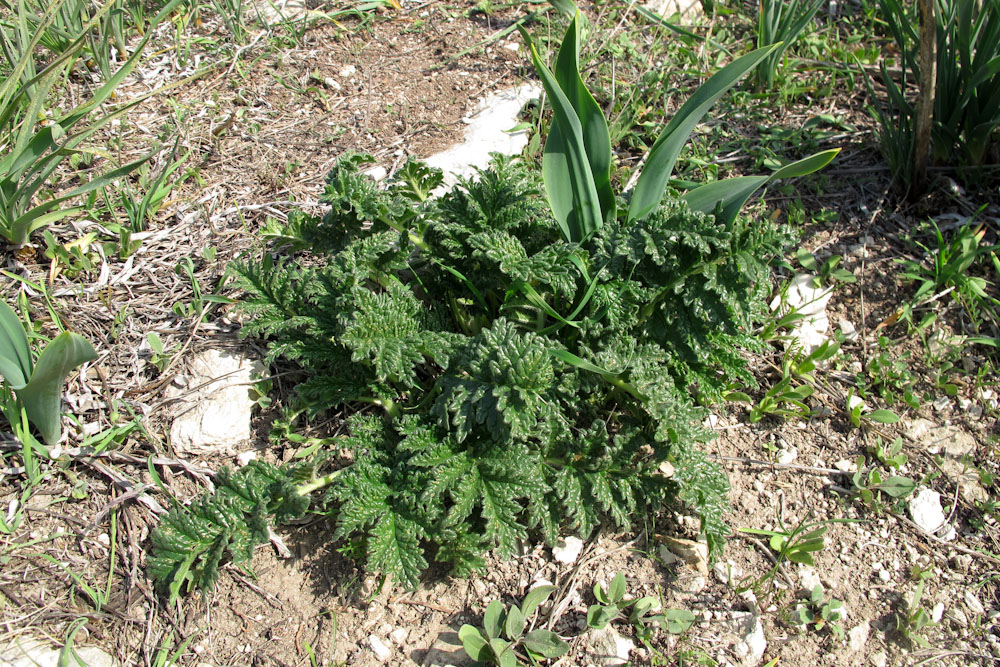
[796,249,857,287]
[460,586,568,666]
[789,585,844,639]
[145,332,173,373]
[895,580,936,648]
[845,389,900,428]
[587,572,693,638]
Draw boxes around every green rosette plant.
[148,5,836,600]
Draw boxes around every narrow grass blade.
[628,44,779,223]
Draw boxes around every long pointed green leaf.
[549,13,615,224]
[7,153,151,244]
[0,300,32,389]
[16,331,97,445]
[628,44,780,223]
[519,25,602,243]
[682,148,839,226]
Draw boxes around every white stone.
[167,349,264,457]
[776,446,797,465]
[340,65,357,77]
[964,591,986,615]
[932,602,945,623]
[236,451,257,466]
[643,0,704,21]
[838,319,859,342]
[848,621,869,653]
[423,85,540,194]
[797,566,821,593]
[775,273,833,354]
[390,628,409,645]
[909,488,955,540]
[364,165,388,182]
[552,536,584,564]
[585,626,634,666]
[713,560,741,586]
[717,611,766,666]
[871,651,888,667]
[878,569,891,583]
[834,459,855,473]
[0,638,116,667]
[368,634,392,662]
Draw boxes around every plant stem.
[296,467,345,496]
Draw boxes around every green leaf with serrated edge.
[608,571,626,603]
[521,585,555,618]
[0,300,31,389]
[16,331,96,445]
[522,629,570,658]
[504,604,524,640]
[518,23,602,242]
[587,604,618,629]
[483,600,505,640]
[459,625,491,661]
[878,476,916,498]
[867,409,900,424]
[628,45,779,223]
[682,149,840,228]
[549,12,615,224]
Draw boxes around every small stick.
[711,455,846,476]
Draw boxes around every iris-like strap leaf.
[682,148,840,227]
[0,300,32,389]
[628,44,779,223]
[16,330,97,444]
[519,21,603,243]
[549,13,615,225]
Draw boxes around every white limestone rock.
[585,626,634,666]
[0,638,116,667]
[908,487,956,540]
[424,85,541,194]
[716,611,767,666]
[552,536,584,564]
[167,349,264,457]
[773,273,833,354]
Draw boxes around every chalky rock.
[585,626,634,666]
[774,273,833,353]
[908,487,956,540]
[848,621,870,653]
[0,637,116,667]
[168,349,264,457]
[368,634,392,662]
[643,0,704,21]
[552,535,584,564]
[906,420,987,503]
[424,85,541,194]
[716,611,767,666]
